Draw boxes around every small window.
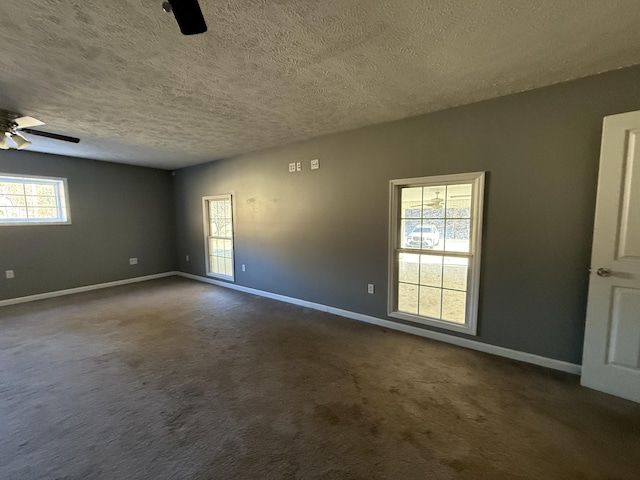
[389,172,485,335]
[203,194,235,280]
[0,173,70,225]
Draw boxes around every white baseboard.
[178,272,582,375]
[0,271,179,307]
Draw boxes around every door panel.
[617,132,640,259]
[608,287,640,368]
[581,111,640,403]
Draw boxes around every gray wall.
[0,150,176,300]
[174,65,640,364]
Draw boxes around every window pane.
[224,258,233,276]
[217,220,226,237]
[444,219,471,252]
[223,239,232,257]
[35,184,54,196]
[401,219,421,249]
[442,289,466,324]
[403,219,445,251]
[26,195,56,207]
[398,283,419,314]
[400,187,422,219]
[4,195,25,206]
[419,286,441,319]
[0,198,13,218]
[28,207,57,219]
[422,186,446,218]
[446,184,472,218]
[420,219,444,250]
[398,253,419,284]
[1,182,25,194]
[443,257,468,291]
[419,254,442,287]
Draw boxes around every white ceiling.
[1,1,640,170]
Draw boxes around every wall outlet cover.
[368,283,375,294]
[5,270,15,279]
[311,159,319,170]
[296,162,302,172]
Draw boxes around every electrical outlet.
[296,162,302,172]
[186,255,190,262]
[129,257,138,265]
[367,284,375,294]
[5,270,14,279]
[310,159,319,170]
[288,163,296,173]
[242,264,246,272]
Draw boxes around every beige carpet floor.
[0,277,638,479]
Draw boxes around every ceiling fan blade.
[169,0,207,35]
[21,128,80,144]
[14,116,44,128]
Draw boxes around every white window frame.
[0,173,71,225]
[202,194,235,281]
[388,172,485,335]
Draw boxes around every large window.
[388,172,485,335]
[0,173,70,225]
[203,194,235,280]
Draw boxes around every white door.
[581,111,640,403]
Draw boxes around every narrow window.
[389,172,485,335]
[0,173,70,225]
[203,194,235,280]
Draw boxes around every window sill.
[388,310,477,335]
[0,221,72,226]
[206,273,235,282]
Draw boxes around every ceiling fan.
[162,0,207,35]
[0,110,80,151]
[425,191,445,209]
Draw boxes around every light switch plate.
[288,163,296,173]
[129,257,138,265]
[5,270,14,279]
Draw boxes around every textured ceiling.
[2,1,640,169]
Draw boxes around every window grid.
[204,195,234,280]
[397,253,469,323]
[389,172,484,335]
[0,174,69,224]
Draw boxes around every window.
[0,173,70,225]
[203,194,235,280]
[388,172,485,335]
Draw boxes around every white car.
[406,224,441,248]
